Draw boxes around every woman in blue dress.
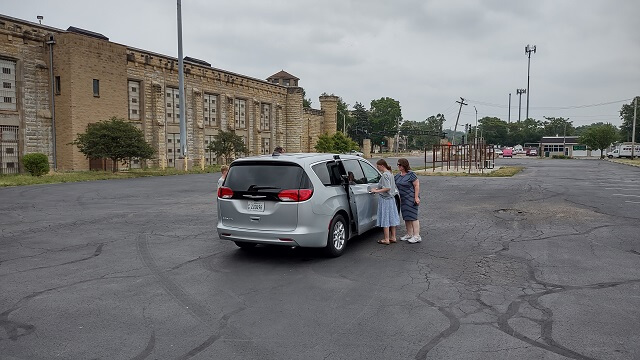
[394,158,421,243]
[370,159,400,245]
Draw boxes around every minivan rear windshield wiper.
[247,185,281,191]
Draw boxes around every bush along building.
[0,13,338,172]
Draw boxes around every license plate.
[247,201,265,212]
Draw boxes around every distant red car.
[502,149,513,158]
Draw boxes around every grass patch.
[416,166,524,177]
[610,158,640,167]
[0,166,222,187]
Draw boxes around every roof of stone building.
[268,70,299,80]
[67,26,108,40]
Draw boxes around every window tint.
[312,161,342,186]
[343,160,366,184]
[225,162,308,191]
[360,161,381,184]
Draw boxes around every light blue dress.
[376,170,400,227]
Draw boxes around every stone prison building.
[0,13,338,173]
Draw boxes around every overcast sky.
[5,0,639,129]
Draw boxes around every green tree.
[619,96,639,142]
[579,123,619,158]
[478,117,508,145]
[207,130,247,164]
[349,102,370,145]
[72,117,155,172]
[369,97,402,146]
[543,117,574,137]
[314,132,359,153]
[302,89,312,108]
[575,122,605,136]
[337,97,352,134]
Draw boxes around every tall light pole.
[632,97,637,159]
[525,44,536,120]
[516,88,526,122]
[342,112,346,134]
[508,93,511,123]
[177,0,187,160]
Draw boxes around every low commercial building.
[0,13,337,172]
[539,136,592,157]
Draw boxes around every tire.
[325,214,347,257]
[607,155,613,159]
[234,241,257,250]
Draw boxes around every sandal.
[389,238,397,243]
[377,239,391,245]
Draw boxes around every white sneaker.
[408,235,422,243]
[400,234,413,241]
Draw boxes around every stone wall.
[54,32,129,170]
[0,13,338,171]
[0,17,55,169]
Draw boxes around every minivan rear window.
[225,162,309,191]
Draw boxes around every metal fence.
[0,125,19,174]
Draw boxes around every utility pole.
[517,89,526,122]
[177,0,187,164]
[474,106,478,144]
[342,113,346,134]
[395,116,400,155]
[563,122,567,157]
[453,97,467,144]
[632,97,637,159]
[525,44,537,120]
[508,93,511,123]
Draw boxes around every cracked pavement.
[1,158,639,359]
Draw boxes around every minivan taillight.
[218,187,233,199]
[278,189,313,202]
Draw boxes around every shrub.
[22,153,50,176]
[551,155,572,159]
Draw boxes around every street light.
[525,44,536,120]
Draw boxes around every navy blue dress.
[394,171,419,221]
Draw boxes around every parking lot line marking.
[625,201,640,204]
[613,194,640,197]
[605,188,640,190]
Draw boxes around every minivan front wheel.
[325,215,347,257]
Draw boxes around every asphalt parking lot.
[1,158,639,359]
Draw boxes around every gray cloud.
[4,0,639,126]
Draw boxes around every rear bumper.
[217,223,329,248]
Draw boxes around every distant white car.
[495,148,503,156]
[347,150,364,157]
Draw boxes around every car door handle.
[250,216,260,221]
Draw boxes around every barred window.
[234,99,246,129]
[203,94,218,127]
[128,80,141,120]
[260,103,271,131]
[0,59,16,111]
[165,87,181,124]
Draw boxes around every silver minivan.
[217,153,382,256]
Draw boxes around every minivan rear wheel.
[235,241,257,250]
[325,215,347,257]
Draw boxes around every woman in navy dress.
[394,158,421,243]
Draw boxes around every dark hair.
[397,158,411,170]
[273,146,285,153]
[376,159,392,171]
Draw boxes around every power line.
[466,97,633,110]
